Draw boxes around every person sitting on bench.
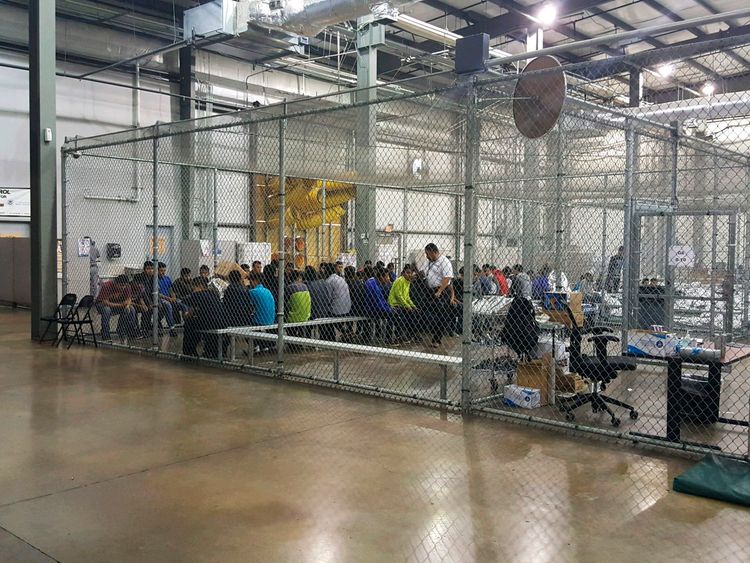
[366,266,395,341]
[157,262,181,333]
[96,275,138,341]
[285,270,311,326]
[247,272,276,326]
[223,270,254,327]
[305,266,333,321]
[388,264,418,343]
[321,262,350,341]
[132,261,163,336]
[172,268,193,300]
[182,277,229,359]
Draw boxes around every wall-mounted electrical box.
[106,243,122,260]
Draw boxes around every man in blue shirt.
[247,272,276,326]
[365,266,394,341]
[157,262,181,334]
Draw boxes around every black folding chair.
[39,293,77,344]
[55,295,98,349]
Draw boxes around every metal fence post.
[277,106,287,371]
[553,127,564,290]
[663,124,678,332]
[151,127,160,350]
[61,150,68,297]
[321,179,327,261]
[462,81,479,412]
[726,212,737,343]
[213,168,219,269]
[621,121,636,354]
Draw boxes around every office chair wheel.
[564,412,575,422]
[611,417,621,427]
[629,410,639,420]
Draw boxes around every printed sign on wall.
[0,188,30,218]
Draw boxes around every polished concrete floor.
[1,308,749,562]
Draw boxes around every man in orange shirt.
[492,265,509,296]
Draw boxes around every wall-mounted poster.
[0,188,30,219]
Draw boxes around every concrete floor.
[1,308,749,562]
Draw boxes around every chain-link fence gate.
[62,36,750,461]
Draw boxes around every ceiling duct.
[245,0,414,37]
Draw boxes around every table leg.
[249,338,254,366]
[706,360,722,425]
[549,329,557,406]
[218,335,223,362]
[666,357,682,443]
[440,366,448,401]
[230,335,236,362]
[333,350,340,382]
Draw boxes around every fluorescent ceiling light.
[656,63,674,78]
[538,4,557,27]
[701,82,715,96]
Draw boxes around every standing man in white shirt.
[421,243,455,348]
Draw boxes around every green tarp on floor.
[673,454,750,507]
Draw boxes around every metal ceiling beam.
[645,70,750,104]
[691,0,742,27]
[420,0,483,26]
[584,5,720,81]
[453,0,612,38]
[560,30,750,83]
[640,0,750,68]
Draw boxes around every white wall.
[0,50,174,237]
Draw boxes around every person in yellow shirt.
[388,265,418,343]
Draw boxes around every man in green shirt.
[286,270,312,324]
[388,264,418,343]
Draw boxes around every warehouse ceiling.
[2,0,750,106]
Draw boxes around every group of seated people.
[95,260,199,342]
[94,243,554,359]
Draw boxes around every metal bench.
[205,317,370,361]
[229,329,461,401]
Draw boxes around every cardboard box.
[556,372,589,394]
[515,358,550,406]
[503,384,542,409]
[543,291,583,328]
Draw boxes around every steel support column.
[354,18,382,265]
[29,0,58,338]
[178,47,195,242]
[462,81,480,412]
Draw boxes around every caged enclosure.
[62,44,750,459]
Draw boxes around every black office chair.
[55,295,98,349]
[558,303,638,427]
[39,293,77,344]
[500,296,539,361]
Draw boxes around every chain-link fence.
[62,35,750,460]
